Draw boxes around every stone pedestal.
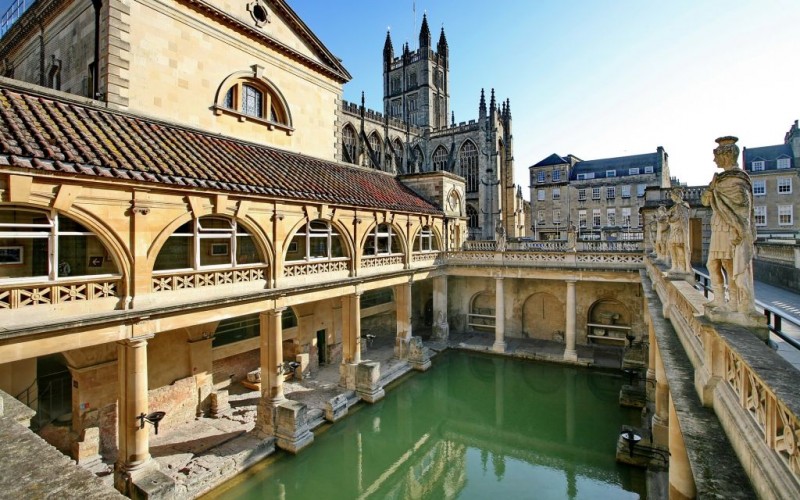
[356,361,385,403]
[408,337,431,371]
[274,400,314,454]
[704,306,768,338]
[130,469,176,500]
[324,394,349,422]
[619,385,647,408]
[210,390,231,418]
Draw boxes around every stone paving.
[143,331,622,498]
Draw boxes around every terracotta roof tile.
[0,86,441,215]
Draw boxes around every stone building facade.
[529,148,671,240]
[743,120,800,239]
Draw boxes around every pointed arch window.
[363,224,402,256]
[342,125,357,164]
[393,139,404,172]
[412,145,425,172]
[0,207,119,282]
[369,133,382,157]
[154,217,262,272]
[466,205,479,240]
[286,220,346,262]
[460,141,479,192]
[432,146,448,171]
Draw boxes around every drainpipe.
[91,0,102,100]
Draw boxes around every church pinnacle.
[383,30,394,62]
[419,13,431,48]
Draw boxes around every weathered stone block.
[130,469,176,500]
[619,385,646,408]
[339,362,357,390]
[408,337,431,372]
[274,400,313,454]
[72,427,102,469]
[356,361,385,403]
[394,336,409,359]
[324,394,348,422]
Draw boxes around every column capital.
[262,307,287,318]
[118,334,154,348]
[565,279,577,285]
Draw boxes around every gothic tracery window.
[432,146,448,171]
[393,139,404,172]
[369,132,382,162]
[460,141,478,192]
[466,205,479,240]
[342,125,357,164]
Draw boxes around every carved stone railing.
[360,255,404,268]
[411,251,442,263]
[647,256,800,496]
[283,260,348,277]
[463,240,497,251]
[152,266,268,292]
[578,240,643,252]
[446,251,643,270]
[0,276,121,309]
[507,240,566,252]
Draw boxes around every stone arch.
[283,217,354,263]
[410,224,443,252]
[432,145,448,171]
[522,292,565,341]
[359,219,408,258]
[587,298,631,327]
[214,68,293,127]
[459,139,479,192]
[469,290,495,330]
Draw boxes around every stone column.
[492,277,506,353]
[646,320,656,402]
[340,292,362,388]
[564,280,577,361]
[668,396,696,499]
[262,308,286,405]
[432,275,449,340]
[652,344,669,446]
[394,283,412,358]
[255,308,286,437]
[115,336,155,484]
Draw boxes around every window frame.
[777,158,791,169]
[754,206,767,227]
[215,74,293,133]
[777,177,792,194]
[778,205,793,226]
[752,160,765,171]
[753,180,766,196]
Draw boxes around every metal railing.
[16,373,72,431]
[693,269,800,351]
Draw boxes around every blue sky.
[2,0,797,191]
[288,0,799,189]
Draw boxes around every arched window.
[369,132,382,157]
[363,223,401,256]
[154,217,262,272]
[286,220,345,261]
[414,226,439,252]
[432,146,448,171]
[342,125,357,164]
[0,207,119,281]
[393,138,404,172]
[460,141,479,192]
[222,78,290,127]
[466,205,479,240]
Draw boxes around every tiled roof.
[531,153,568,168]
[570,152,660,180]
[0,85,441,214]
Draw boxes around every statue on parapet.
[495,221,507,252]
[701,136,763,329]
[667,187,692,277]
[655,205,670,264]
[566,223,577,252]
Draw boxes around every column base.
[324,394,349,422]
[409,336,432,371]
[114,457,163,497]
[563,349,578,362]
[394,336,410,359]
[651,414,669,447]
[356,361,385,403]
[275,400,314,454]
[492,340,506,353]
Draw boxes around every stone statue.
[667,187,692,276]
[647,217,658,255]
[701,136,760,324]
[495,221,506,252]
[566,223,577,252]
[655,205,670,263]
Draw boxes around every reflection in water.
[207,352,645,499]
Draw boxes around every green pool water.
[208,351,646,499]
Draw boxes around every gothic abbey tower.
[382,14,449,131]
[337,14,527,241]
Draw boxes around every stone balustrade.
[152,266,268,292]
[646,257,800,498]
[448,250,644,270]
[0,276,121,309]
[755,242,800,267]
